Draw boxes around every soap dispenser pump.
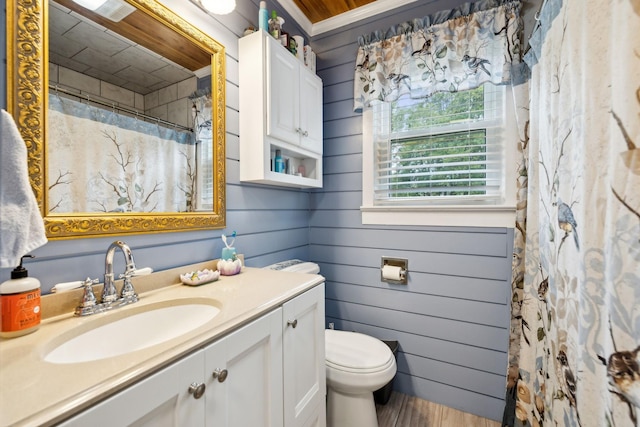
[0,255,41,338]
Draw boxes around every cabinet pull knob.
[302,130,309,137]
[287,319,298,328]
[295,127,302,134]
[188,382,206,399]
[212,368,228,383]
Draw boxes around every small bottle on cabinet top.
[259,1,268,31]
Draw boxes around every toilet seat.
[326,357,395,374]
[325,330,393,373]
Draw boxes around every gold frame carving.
[7,0,226,239]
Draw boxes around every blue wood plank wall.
[310,0,514,421]
[0,0,312,292]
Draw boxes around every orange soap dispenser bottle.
[0,255,41,338]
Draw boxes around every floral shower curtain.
[504,0,640,425]
[48,95,195,213]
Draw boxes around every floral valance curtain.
[353,0,522,112]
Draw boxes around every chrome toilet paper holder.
[380,257,408,285]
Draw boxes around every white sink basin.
[44,302,221,364]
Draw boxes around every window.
[362,84,517,227]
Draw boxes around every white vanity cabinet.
[239,31,323,189]
[57,350,205,427]
[204,308,283,426]
[282,284,326,427]
[57,284,325,427]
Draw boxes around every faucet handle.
[119,271,134,280]
[75,277,100,316]
[119,271,138,303]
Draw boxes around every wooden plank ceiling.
[292,0,377,23]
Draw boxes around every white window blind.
[372,84,505,205]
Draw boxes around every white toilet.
[325,329,397,427]
[264,260,397,427]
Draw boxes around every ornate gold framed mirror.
[6,0,226,239]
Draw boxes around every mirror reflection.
[6,0,227,238]
[48,0,212,214]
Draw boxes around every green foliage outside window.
[390,86,485,131]
[383,87,488,198]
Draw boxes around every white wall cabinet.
[267,41,323,155]
[58,285,325,427]
[239,31,323,188]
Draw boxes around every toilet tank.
[263,259,320,274]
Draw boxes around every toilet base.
[327,387,378,427]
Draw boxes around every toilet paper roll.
[381,265,403,281]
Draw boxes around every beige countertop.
[0,261,324,427]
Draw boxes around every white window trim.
[361,85,518,228]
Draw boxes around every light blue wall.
[310,0,513,421]
[2,0,515,421]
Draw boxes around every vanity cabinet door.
[57,350,205,427]
[204,308,283,427]
[283,284,326,427]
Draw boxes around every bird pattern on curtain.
[352,0,522,112]
[504,0,640,425]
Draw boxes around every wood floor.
[376,392,501,427]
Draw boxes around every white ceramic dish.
[179,269,220,286]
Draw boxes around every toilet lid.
[325,330,393,371]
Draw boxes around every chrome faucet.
[75,241,139,316]
[103,240,138,305]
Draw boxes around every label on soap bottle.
[0,289,41,333]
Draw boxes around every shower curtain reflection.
[47,94,196,213]
[190,92,214,211]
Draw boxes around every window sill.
[360,205,516,228]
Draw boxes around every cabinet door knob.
[212,368,228,383]
[188,382,206,399]
[295,127,302,134]
[302,130,309,137]
[287,319,298,328]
